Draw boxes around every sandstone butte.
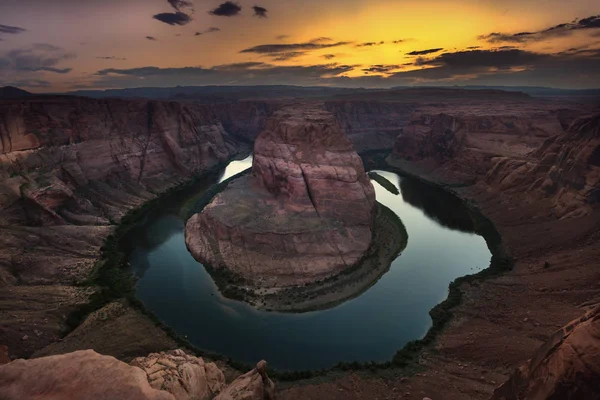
[185,104,377,288]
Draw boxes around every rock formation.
[0,350,174,400]
[487,114,600,218]
[130,350,226,400]
[391,111,600,218]
[215,360,275,400]
[0,96,244,359]
[186,104,376,288]
[492,305,600,400]
[0,349,276,400]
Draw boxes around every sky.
[0,0,599,92]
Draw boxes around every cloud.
[393,39,406,44]
[362,64,403,74]
[271,52,305,61]
[479,14,600,43]
[412,49,547,69]
[96,56,127,61]
[89,62,356,88]
[253,6,267,18]
[0,24,26,35]
[209,2,242,17]
[322,54,336,59]
[356,41,385,47]
[168,0,193,12]
[240,39,350,55]
[153,11,192,25]
[406,48,444,56]
[0,44,74,86]
[276,35,290,40]
[0,78,51,88]
[146,36,158,41]
[195,27,220,36]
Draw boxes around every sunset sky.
[0,0,599,92]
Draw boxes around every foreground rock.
[186,104,376,288]
[131,349,226,400]
[216,360,275,400]
[0,350,173,400]
[0,349,276,400]
[493,305,600,400]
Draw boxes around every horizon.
[0,1,599,92]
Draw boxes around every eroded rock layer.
[492,305,600,400]
[391,111,600,218]
[186,104,376,287]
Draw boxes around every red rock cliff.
[185,104,376,288]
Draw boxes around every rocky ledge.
[185,104,376,290]
[0,348,275,400]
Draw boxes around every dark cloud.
[146,36,158,41]
[96,56,127,60]
[90,62,356,88]
[0,44,74,78]
[406,48,444,56]
[209,2,242,17]
[81,46,600,90]
[414,49,547,69]
[240,39,350,55]
[0,24,26,35]
[479,14,600,43]
[253,6,267,18]
[322,54,336,59]
[393,39,405,44]
[467,46,480,49]
[168,0,193,12]
[195,27,220,36]
[276,35,290,40]
[362,64,403,73]
[153,11,192,25]
[271,52,304,61]
[356,41,385,47]
[0,79,51,88]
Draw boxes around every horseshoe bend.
[0,83,600,398]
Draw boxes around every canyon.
[0,87,599,399]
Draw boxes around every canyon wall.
[0,96,250,359]
[324,101,414,152]
[391,109,600,218]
